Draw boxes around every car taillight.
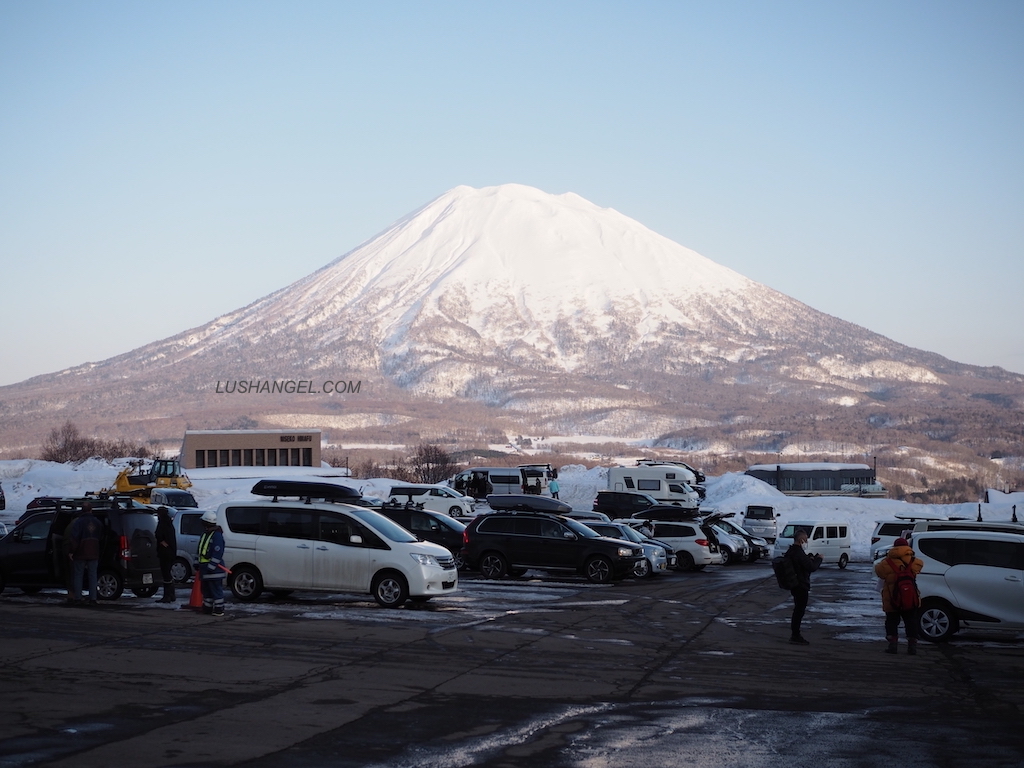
[463,529,470,545]
[695,539,709,546]
[120,535,130,562]
[870,536,880,544]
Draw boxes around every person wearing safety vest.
[197,510,227,616]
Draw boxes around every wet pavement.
[0,562,1021,767]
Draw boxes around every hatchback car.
[914,529,1024,642]
[0,496,162,600]
[168,509,206,583]
[584,521,671,577]
[706,514,770,562]
[592,490,663,519]
[633,520,719,572]
[461,509,644,583]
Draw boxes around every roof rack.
[250,479,362,504]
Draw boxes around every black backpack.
[888,558,920,611]
[772,555,799,590]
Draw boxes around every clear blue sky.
[2,1,1023,386]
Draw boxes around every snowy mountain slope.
[1,184,1022,461]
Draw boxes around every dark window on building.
[207,450,218,468]
[231,449,242,467]
[243,449,253,466]
[195,450,206,469]
[219,450,229,467]
[302,447,312,466]
[267,449,277,467]
[279,449,289,467]
[255,449,265,467]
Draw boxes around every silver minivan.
[741,505,777,542]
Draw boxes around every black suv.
[592,490,665,518]
[461,508,644,583]
[376,502,468,569]
[0,496,162,600]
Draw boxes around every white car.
[627,519,719,572]
[219,481,458,607]
[387,484,475,517]
[585,521,670,578]
[914,529,1024,642]
[711,523,750,565]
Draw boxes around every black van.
[0,496,162,600]
[376,503,467,569]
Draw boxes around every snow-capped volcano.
[172,183,899,398]
[2,183,1022,460]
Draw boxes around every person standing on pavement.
[785,529,822,645]
[69,502,103,606]
[549,478,560,499]
[874,537,924,655]
[197,510,226,616]
[155,506,177,603]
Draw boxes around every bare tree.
[409,443,457,484]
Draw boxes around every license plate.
[143,573,153,584]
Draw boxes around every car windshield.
[348,507,418,543]
[163,492,198,508]
[563,518,601,538]
[611,526,644,543]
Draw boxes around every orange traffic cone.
[182,571,203,610]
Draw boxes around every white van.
[607,465,700,509]
[387,484,475,517]
[218,480,459,607]
[773,521,852,569]
[452,467,526,499]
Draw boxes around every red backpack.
[887,557,919,611]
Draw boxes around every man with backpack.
[784,529,823,645]
[874,537,924,655]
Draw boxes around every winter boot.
[907,638,918,656]
[885,636,898,654]
[158,579,176,603]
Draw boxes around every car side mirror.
[563,532,577,540]
[349,534,363,545]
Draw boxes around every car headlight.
[617,547,633,558]
[654,548,666,557]
[410,553,440,568]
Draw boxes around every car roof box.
[632,506,702,521]
[251,479,361,501]
[486,494,572,513]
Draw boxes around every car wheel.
[918,601,958,642]
[585,556,614,584]
[96,569,124,600]
[479,552,508,579]
[453,551,467,571]
[723,548,737,565]
[133,584,159,598]
[372,571,409,608]
[508,567,528,577]
[838,553,849,570]
[676,551,695,572]
[448,506,462,517]
[633,558,652,578]
[170,557,192,584]
[230,565,264,602]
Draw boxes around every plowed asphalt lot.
[1,562,1021,768]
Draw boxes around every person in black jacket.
[155,507,177,603]
[785,529,823,645]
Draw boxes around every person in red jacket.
[874,537,924,655]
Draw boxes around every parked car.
[627,519,719,572]
[869,514,950,560]
[0,522,7,537]
[709,523,750,565]
[376,502,468,569]
[387,484,475,517]
[593,490,663,519]
[914,529,1024,642]
[461,508,644,584]
[741,505,777,542]
[706,513,770,562]
[168,509,206,583]
[0,497,162,600]
[0,481,5,510]
[149,488,199,509]
[584,521,671,577]
[221,480,458,607]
